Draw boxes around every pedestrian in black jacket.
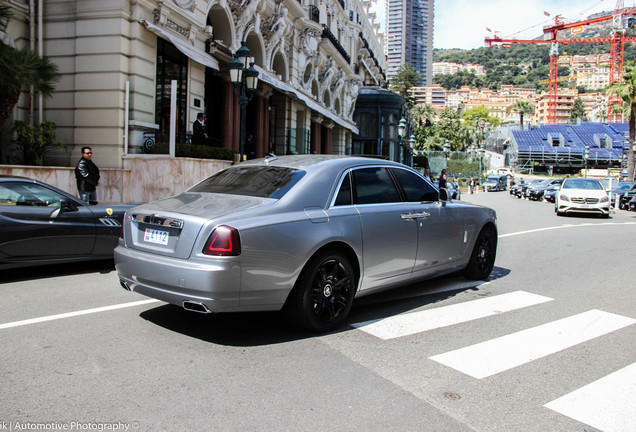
[193,112,208,145]
[75,146,100,204]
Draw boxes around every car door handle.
[401,212,430,220]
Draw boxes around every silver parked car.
[115,155,498,331]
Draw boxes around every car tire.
[285,250,356,332]
[462,226,497,281]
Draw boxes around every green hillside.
[432,16,636,92]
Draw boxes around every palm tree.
[507,100,534,130]
[606,65,636,182]
[0,5,60,129]
[458,125,475,152]
[411,103,435,127]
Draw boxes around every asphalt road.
[1,191,635,432]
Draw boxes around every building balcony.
[322,24,351,64]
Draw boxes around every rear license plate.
[144,228,169,245]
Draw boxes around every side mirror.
[60,198,79,212]
[439,188,451,201]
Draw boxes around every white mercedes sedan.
[555,178,610,218]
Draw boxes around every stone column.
[310,115,323,154]
[322,120,334,154]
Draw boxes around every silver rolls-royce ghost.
[115,155,497,332]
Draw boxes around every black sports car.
[0,175,135,269]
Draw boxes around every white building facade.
[3,0,387,168]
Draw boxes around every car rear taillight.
[203,225,241,256]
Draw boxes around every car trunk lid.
[125,193,274,258]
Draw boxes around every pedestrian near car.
[438,169,448,189]
[75,146,100,204]
[246,133,255,160]
[470,177,475,194]
[192,112,208,145]
[424,167,432,181]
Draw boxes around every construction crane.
[485,2,636,123]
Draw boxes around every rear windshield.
[188,166,306,199]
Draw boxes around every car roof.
[238,155,407,172]
[0,175,35,182]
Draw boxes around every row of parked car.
[508,175,636,216]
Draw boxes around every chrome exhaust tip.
[120,280,131,291]
[183,301,211,314]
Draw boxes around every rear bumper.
[114,245,242,312]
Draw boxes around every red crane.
[485,3,636,123]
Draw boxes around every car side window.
[2,182,66,207]
[352,167,401,205]
[333,171,352,206]
[389,168,439,202]
[0,184,21,205]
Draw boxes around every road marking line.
[500,221,636,238]
[429,309,636,379]
[544,362,636,432]
[0,299,161,330]
[352,291,553,340]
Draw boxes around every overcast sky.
[372,0,621,50]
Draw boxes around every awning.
[255,66,359,134]
[140,20,219,71]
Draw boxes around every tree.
[606,65,636,181]
[411,104,436,151]
[507,100,534,129]
[457,125,475,152]
[436,107,463,150]
[411,103,436,127]
[570,98,588,123]
[0,5,60,129]
[462,105,500,128]
[389,63,422,109]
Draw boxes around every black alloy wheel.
[286,250,355,332]
[463,226,497,280]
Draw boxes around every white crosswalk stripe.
[429,309,635,379]
[351,290,553,340]
[350,290,636,431]
[544,362,636,432]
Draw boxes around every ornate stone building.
[3,0,387,167]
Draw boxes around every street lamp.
[398,117,407,164]
[584,145,590,178]
[443,140,451,170]
[477,148,485,191]
[398,118,407,140]
[229,41,259,161]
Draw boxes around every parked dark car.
[618,183,636,210]
[629,196,636,211]
[526,178,564,201]
[483,175,508,192]
[609,181,635,208]
[543,183,561,203]
[0,175,135,269]
[513,178,543,198]
[509,179,523,196]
